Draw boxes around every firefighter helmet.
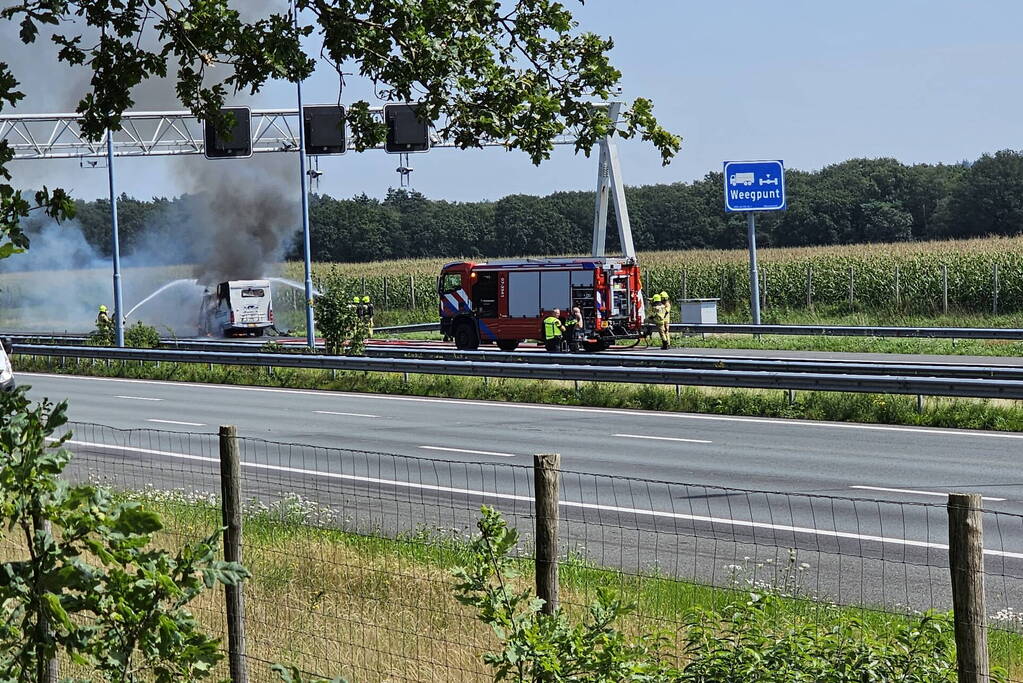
[352,296,361,303]
[98,305,108,312]
[362,296,370,304]
[659,291,669,300]
[651,294,662,302]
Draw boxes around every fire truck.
[438,257,646,351]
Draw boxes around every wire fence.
[59,421,1023,681]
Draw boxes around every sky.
[4,0,1023,203]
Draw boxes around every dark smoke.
[182,155,301,285]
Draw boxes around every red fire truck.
[438,257,646,351]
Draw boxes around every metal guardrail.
[12,335,1023,381]
[672,323,1023,340]
[14,343,1023,400]
[10,321,1023,343]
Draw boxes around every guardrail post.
[219,425,249,683]
[948,492,989,683]
[534,453,560,615]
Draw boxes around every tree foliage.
[38,152,1023,265]
[0,0,678,261]
[0,387,249,680]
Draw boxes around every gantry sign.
[0,102,636,257]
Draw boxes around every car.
[0,338,14,392]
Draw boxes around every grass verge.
[16,354,1023,432]
[17,486,1020,681]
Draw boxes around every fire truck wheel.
[453,322,480,350]
[496,339,519,352]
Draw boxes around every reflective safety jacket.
[543,316,564,340]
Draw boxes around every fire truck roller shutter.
[539,271,571,312]
[508,272,540,317]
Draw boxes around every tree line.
[55,150,1023,264]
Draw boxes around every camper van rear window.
[240,288,266,298]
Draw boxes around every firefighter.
[659,291,672,319]
[543,308,566,353]
[351,295,363,317]
[96,305,112,332]
[564,306,583,352]
[362,295,374,337]
[643,295,661,346]
[652,296,670,350]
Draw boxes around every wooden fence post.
[681,269,688,301]
[219,425,249,683]
[409,275,416,310]
[383,276,389,309]
[948,492,989,683]
[848,266,855,307]
[33,515,58,683]
[942,264,949,315]
[534,453,561,615]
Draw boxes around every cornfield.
[280,236,1023,315]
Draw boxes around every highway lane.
[19,371,1023,614]
[20,371,1023,507]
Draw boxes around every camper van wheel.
[253,329,264,338]
[496,339,519,352]
[453,322,479,350]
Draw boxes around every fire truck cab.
[438,257,645,352]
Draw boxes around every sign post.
[724,160,786,324]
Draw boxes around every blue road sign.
[723,160,786,212]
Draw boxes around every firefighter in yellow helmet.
[362,295,374,337]
[648,294,669,350]
[96,305,112,330]
[659,291,672,318]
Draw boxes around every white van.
[198,280,275,337]
[1,338,14,392]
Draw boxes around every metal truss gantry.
[0,103,636,258]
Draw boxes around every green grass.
[18,353,1023,432]
[102,489,1023,680]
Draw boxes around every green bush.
[0,387,249,679]
[452,506,1001,682]
[124,320,161,348]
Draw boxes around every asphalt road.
[20,371,1023,614]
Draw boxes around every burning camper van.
[199,280,274,337]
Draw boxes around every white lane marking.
[419,445,515,458]
[115,395,163,402]
[850,485,1006,502]
[58,438,1023,560]
[614,433,712,444]
[26,372,1023,441]
[146,419,206,427]
[314,410,380,418]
